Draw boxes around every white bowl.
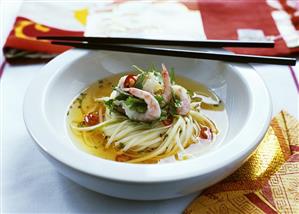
[23,49,271,200]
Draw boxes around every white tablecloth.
[1,1,298,213]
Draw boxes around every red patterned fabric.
[5,17,83,54]
[197,0,299,56]
[3,1,299,64]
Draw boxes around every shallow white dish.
[24,49,271,200]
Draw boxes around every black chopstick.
[37,36,275,48]
[51,41,296,66]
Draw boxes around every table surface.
[1,1,298,213]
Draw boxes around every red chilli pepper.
[161,116,173,126]
[83,112,99,126]
[115,154,131,162]
[124,74,137,88]
[199,126,212,140]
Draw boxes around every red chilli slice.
[115,154,131,162]
[124,74,137,88]
[161,116,173,126]
[83,112,99,126]
[199,126,212,140]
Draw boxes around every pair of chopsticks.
[37,36,296,66]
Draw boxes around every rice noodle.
[70,101,219,163]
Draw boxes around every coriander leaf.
[104,99,114,110]
[169,104,177,116]
[173,97,181,108]
[159,109,168,121]
[115,94,128,100]
[125,96,147,113]
[135,105,147,113]
[167,95,181,116]
[125,96,144,106]
[113,87,130,100]
[134,73,146,89]
[104,99,124,113]
[154,95,164,105]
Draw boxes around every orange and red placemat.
[198,0,299,56]
[3,0,299,64]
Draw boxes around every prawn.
[122,88,161,122]
[172,85,191,115]
[111,74,138,99]
[161,64,172,103]
[110,75,128,99]
[118,75,127,88]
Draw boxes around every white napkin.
[85,1,206,40]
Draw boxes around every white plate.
[24,49,271,200]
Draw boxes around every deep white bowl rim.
[23,49,272,183]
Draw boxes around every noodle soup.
[67,65,228,164]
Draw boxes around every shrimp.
[122,88,161,122]
[110,75,128,99]
[172,85,191,115]
[118,75,127,88]
[161,64,172,103]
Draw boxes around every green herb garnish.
[125,96,147,113]
[159,109,168,121]
[119,142,125,149]
[154,95,164,105]
[167,94,181,116]
[104,99,115,111]
[134,73,146,89]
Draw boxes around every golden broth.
[67,72,224,163]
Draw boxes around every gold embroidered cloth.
[185,111,299,214]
